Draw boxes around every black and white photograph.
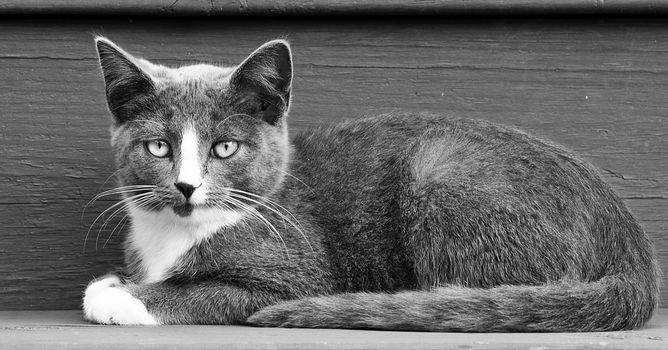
[1,1,667,349]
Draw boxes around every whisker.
[84,185,156,214]
[224,196,290,258]
[226,188,304,230]
[227,191,312,252]
[98,169,124,190]
[277,169,311,189]
[91,185,156,202]
[95,192,153,250]
[82,185,155,227]
[143,198,163,212]
[103,214,130,249]
[208,197,257,243]
[84,192,152,252]
[209,195,254,233]
[225,188,312,251]
[82,183,153,224]
[129,193,164,213]
[116,214,131,238]
[102,194,157,248]
[130,194,158,211]
[81,169,123,221]
[214,113,254,130]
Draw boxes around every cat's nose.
[174,182,197,199]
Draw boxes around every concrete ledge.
[1,309,667,350]
[3,0,668,16]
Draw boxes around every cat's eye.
[211,141,239,159]
[145,140,171,158]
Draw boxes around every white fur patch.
[128,206,243,283]
[174,64,235,82]
[83,275,158,325]
[178,126,205,204]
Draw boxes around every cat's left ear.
[95,36,157,125]
[230,40,293,125]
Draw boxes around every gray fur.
[92,37,659,331]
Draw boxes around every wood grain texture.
[0,17,666,310]
[1,310,667,349]
[3,0,668,16]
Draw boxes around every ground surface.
[1,309,667,349]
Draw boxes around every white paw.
[83,275,158,325]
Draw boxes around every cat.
[82,36,659,332]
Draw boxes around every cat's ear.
[230,40,293,125]
[95,37,156,125]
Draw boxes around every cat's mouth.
[172,203,195,217]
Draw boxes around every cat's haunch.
[83,37,659,331]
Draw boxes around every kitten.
[83,37,659,331]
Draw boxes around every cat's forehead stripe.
[178,125,202,187]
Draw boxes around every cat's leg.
[83,274,278,325]
[83,274,157,325]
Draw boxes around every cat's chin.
[172,203,194,217]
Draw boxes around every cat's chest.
[127,207,242,283]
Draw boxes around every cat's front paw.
[83,275,158,325]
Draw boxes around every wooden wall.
[0,16,666,310]
[4,0,668,16]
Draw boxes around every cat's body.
[83,38,659,331]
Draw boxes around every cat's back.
[290,113,461,204]
[291,112,583,180]
[291,112,620,221]
[288,113,652,292]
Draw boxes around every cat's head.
[94,37,292,220]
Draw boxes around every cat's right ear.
[229,40,293,125]
[95,37,156,125]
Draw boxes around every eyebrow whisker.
[214,113,254,130]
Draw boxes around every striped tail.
[247,274,658,332]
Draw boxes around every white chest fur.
[128,206,243,283]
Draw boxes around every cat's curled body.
[83,37,659,332]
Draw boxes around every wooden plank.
[3,0,668,16]
[0,17,667,310]
[1,309,667,349]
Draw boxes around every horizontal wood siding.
[0,17,666,309]
[3,0,668,15]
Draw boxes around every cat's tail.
[246,273,658,331]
